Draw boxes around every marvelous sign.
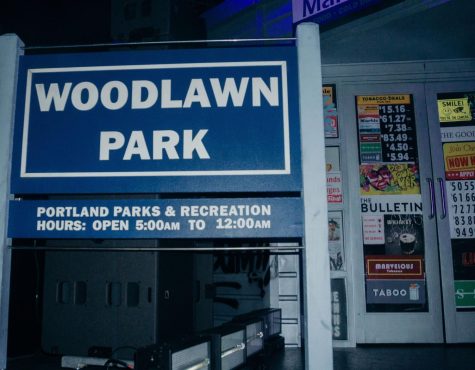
[12,47,301,194]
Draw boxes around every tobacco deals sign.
[11,47,301,194]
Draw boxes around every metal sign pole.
[297,23,334,369]
[0,34,23,369]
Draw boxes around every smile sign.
[12,47,301,194]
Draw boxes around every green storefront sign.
[455,281,475,308]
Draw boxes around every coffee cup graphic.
[399,233,416,254]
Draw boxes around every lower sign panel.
[8,198,303,239]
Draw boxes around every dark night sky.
[0,0,223,47]
[0,0,112,46]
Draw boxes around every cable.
[104,358,133,369]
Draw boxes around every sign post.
[297,23,333,369]
[0,34,23,370]
[4,25,333,369]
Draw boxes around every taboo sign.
[12,47,301,194]
[366,279,426,305]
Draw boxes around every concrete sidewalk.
[7,345,475,369]
[334,344,475,370]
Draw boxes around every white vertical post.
[297,23,333,369]
[0,34,23,369]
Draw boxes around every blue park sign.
[11,46,301,194]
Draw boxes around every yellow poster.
[360,163,420,195]
[443,142,475,180]
[438,98,472,122]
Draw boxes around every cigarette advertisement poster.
[331,278,348,340]
[326,146,343,204]
[362,213,424,255]
[360,163,420,195]
[357,94,417,163]
[443,142,475,180]
[323,84,338,138]
[365,255,424,280]
[328,211,345,271]
[327,173,343,203]
[438,92,475,143]
[366,279,426,305]
[455,281,475,309]
[452,240,475,278]
[383,214,424,256]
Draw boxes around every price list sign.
[357,95,417,163]
[448,180,475,239]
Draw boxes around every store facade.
[202,0,475,347]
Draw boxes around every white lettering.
[161,79,182,108]
[99,130,209,161]
[100,131,125,160]
[132,80,158,109]
[210,78,248,107]
[35,77,282,111]
[100,81,128,110]
[252,77,279,106]
[183,129,210,159]
[123,131,151,160]
[183,79,211,108]
[71,82,99,111]
[35,83,72,112]
[153,130,180,160]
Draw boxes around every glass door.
[426,80,475,343]
[342,82,444,343]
